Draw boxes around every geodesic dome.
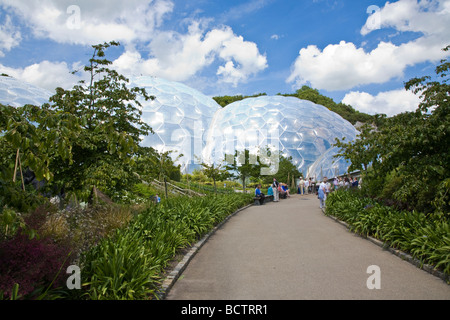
[307,146,352,181]
[0,76,52,107]
[203,95,358,177]
[129,76,222,173]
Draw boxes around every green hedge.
[325,189,450,276]
[78,193,253,300]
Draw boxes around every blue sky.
[0,0,449,116]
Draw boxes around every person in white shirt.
[319,177,329,205]
[304,179,310,195]
[299,178,305,195]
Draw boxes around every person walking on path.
[318,185,326,209]
[299,178,305,195]
[304,178,309,195]
[319,177,329,209]
[272,178,280,202]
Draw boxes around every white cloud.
[287,0,450,91]
[0,0,267,88]
[361,0,449,36]
[287,41,406,91]
[0,61,84,92]
[0,15,21,57]
[342,89,422,117]
[216,32,268,85]
[0,0,174,45]
[113,23,268,86]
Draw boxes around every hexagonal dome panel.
[0,76,52,107]
[129,76,222,173]
[203,95,358,176]
[0,75,358,179]
[307,146,352,180]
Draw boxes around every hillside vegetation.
[213,86,374,125]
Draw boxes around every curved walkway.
[165,193,450,300]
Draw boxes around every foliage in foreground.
[325,189,450,276]
[0,42,182,209]
[78,193,253,300]
[334,45,450,215]
[0,201,136,299]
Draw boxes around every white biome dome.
[129,76,222,173]
[307,146,352,180]
[203,95,358,177]
[0,75,52,107]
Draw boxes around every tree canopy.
[0,42,182,209]
[334,45,450,216]
[213,93,267,108]
[281,86,374,125]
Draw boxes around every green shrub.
[79,193,253,300]
[80,227,160,300]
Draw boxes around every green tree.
[334,45,450,214]
[213,93,267,108]
[1,104,80,183]
[200,161,231,194]
[47,41,154,197]
[262,154,301,188]
[0,102,82,213]
[225,149,268,193]
[281,86,374,125]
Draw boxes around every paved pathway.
[166,193,450,300]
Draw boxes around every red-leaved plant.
[0,233,71,299]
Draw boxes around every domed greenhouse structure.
[0,75,358,178]
[203,95,358,178]
[129,76,222,173]
[0,75,52,107]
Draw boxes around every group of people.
[254,178,291,205]
[318,176,361,209]
[298,176,361,195]
[332,176,361,190]
[255,175,361,207]
[270,178,291,201]
[297,177,317,195]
